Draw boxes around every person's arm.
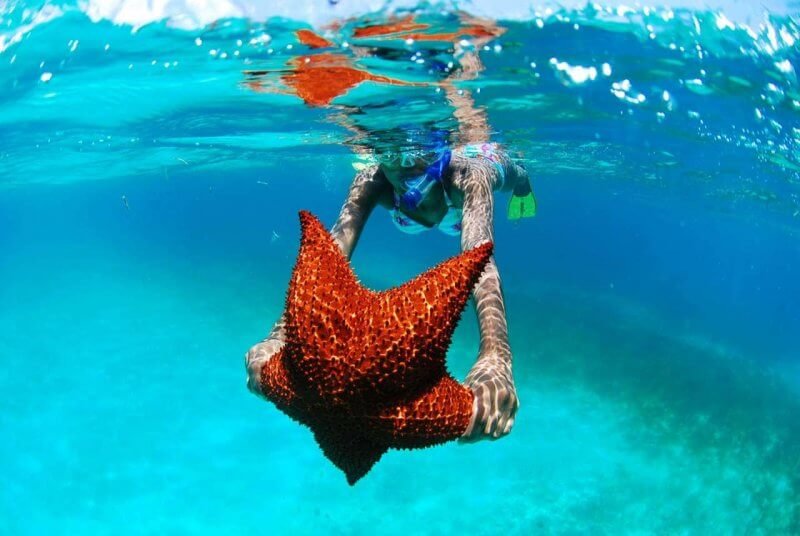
[245,166,388,397]
[452,159,519,440]
[330,165,388,259]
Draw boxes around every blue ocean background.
[2,1,800,533]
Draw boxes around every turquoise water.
[2,1,800,534]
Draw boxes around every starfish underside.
[260,211,493,484]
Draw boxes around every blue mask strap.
[425,148,451,182]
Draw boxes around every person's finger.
[463,387,489,441]
[494,419,505,438]
[492,387,513,437]
[476,385,492,429]
[460,396,482,442]
[494,412,508,438]
[484,391,500,438]
[484,413,498,438]
[493,405,508,438]
[503,416,515,435]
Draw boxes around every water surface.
[1,1,799,533]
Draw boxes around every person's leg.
[507,162,536,220]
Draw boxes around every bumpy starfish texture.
[260,211,493,484]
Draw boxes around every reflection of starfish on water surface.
[242,14,502,107]
[244,52,415,107]
[258,211,493,484]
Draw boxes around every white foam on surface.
[0,4,62,52]
[72,0,799,30]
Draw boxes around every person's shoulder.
[448,160,496,194]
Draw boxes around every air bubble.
[550,58,598,86]
[763,83,785,106]
[249,34,271,46]
[611,79,646,104]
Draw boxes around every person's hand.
[460,355,519,441]
[245,320,287,397]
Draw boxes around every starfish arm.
[311,419,388,486]
[282,212,367,405]
[246,169,388,398]
[259,350,390,487]
[361,375,474,448]
[455,162,520,441]
[374,242,493,396]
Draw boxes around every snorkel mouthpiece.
[400,177,431,210]
[400,188,424,210]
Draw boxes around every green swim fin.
[507,190,537,220]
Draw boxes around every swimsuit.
[390,190,463,236]
[458,142,506,189]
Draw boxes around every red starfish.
[260,211,493,484]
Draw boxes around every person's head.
[373,127,450,186]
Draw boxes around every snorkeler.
[245,12,535,440]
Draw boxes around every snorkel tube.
[399,149,452,210]
[398,129,452,211]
